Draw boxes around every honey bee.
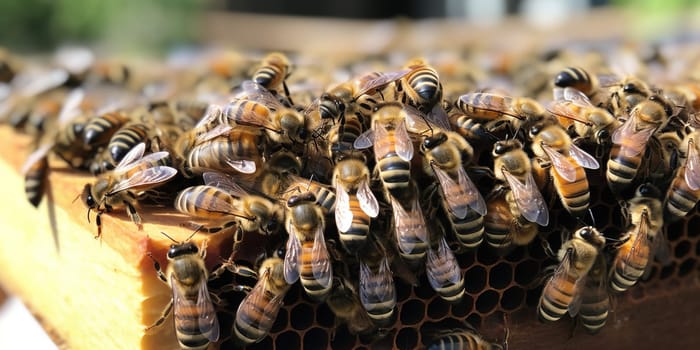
[326,111,365,159]
[145,232,219,350]
[283,192,333,301]
[358,239,396,327]
[420,130,486,219]
[22,146,49,207]
[607,95,671,194]
[326,276,377,336]
[174,185,256,234]
[484,189,539,250]
[105,122,153,165]
[81,143,178,237]
[537,226,606,323]
[606,76,651,116]
[547,87,620,155]
[426,228,465,303]
[394,58,443,112]
[390,184,429,266]
[664,130,700,220]
[333,156,379,254]
[553,67,600,100]
[234,256,291,345]
[578,254,610,334]
[228,80,306,147]
[280,174,337,215]
[354,102,414,200]
[610,183,667,292]
[181,125,263,177]
[530,122,599,217]
[82,111,131,147]
[456,92,546,131]
[426,323,503,350]
[251,52,293,104]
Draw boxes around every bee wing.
[236,270,280,335]
[226,159,257,174]
[541,144,578,183]
[21,143,53,175]
[426,236,462,289]
[503,170,549,226]
[170,275,220,342]
[611,116,655,156]
[568,275,585,317]
[357,179,379,218]
[20,68,69,97]
[113,143,146,171]
[359,259,395,309]
[283,230,301,284]
[194,104,223,129]
[395,120,414,161]
[334,183,353,233]
[426,104,452,131]
[546,100,591,125]
[391,197,428,254]
[108,166,177,194]
[236,80,283,108]
[354,69,410,97]
[311,225,333,289]
[196,124,232,143]
[563,87,594,107]
[684,141,700,191]
[223,99,274,129]
[432,166,479,218]
[195,275,220,342]
[569,143,600,169]
[353,129,375,150]
[57,88,85,125]
[203,171,250,197]
[548,248,578,313]
[458,93,521,119]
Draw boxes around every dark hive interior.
[4,34,700,349]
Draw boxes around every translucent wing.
[283,231,301,284]
[611,115,655,156]
[226,159,257,174]
[503,170,549,226]
[203,171,250,197]
[458,93,522,120]
[177,185,243,217]
[568,275,585,317]
[109,166,177,194]
[113,143,146,171]
[334,183,353,233]
[541,144,578,183]
[685,141,700,191]
[236,270,281,336]
[170,274,219,343]
[354,69,410,97]
[57,88,85,125]
[359,258,395,310]
[395,119,414,161]
[223,99,274,129]
[569,143,600,169]
[196,275,220,342]
[426,104,452,131]
[196,124,232,144]
[391,197,428,254]
[21,143,53,175]
[236,80,284,109]
[311,225,332,289]
[426,236,462,289]
[357,179,379,218]
[546,100,591,125]
[547,248,577,313]
[194,104,223,129]
[20,68,69,97]
[563,87,594,107]
[353,129,375,150]
[625,214,652,269]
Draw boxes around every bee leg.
[208,291,227,307]
[146,252,168,284]
[219,283,252,294]
[282,81,294,106]
[94,212,102,239]
[144,299,173,332]
[124,200,142,230]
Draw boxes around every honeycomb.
[4,35,700,349]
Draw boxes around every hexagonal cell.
[394,327,419,350]
[456,250,476,269]
[514,259,540,286]
[315,302,334,328]
[475,289,500,314]
[489,262,513,289]
[477,246,500,265]
[275,331,301,350]
[466,313,482,329]
[427,297,450,320]
[675,240,692,259]
[659,262,677,280]
[330,325,357,350]
[686,215,700,238]
[464,265,487,293]
[501,286,526,311]
[303,327,328,349]
[290,303,315,330]
[678,258,697,278]
[401,299,426,325]
[450,294,474,318]
[667,220,685,242]
[248,335,276,350]
[396,278,414,303]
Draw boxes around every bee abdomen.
[377,156,410,197]
[451,210,485,249]
[24,157,48,207]
[554,170,590,216]
[538,276,576,322]
[579,299,609,334]
[108,123,150,163]
[174,304,211,350]
[611,260,646,292]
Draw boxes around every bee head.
[287,192,317,207]
[167,241,198,259]
[637,182,661,198]
[422,132,447,150]
[81,184,96,208]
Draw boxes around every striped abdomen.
[606,143,644,194]
[427,331,493,350]
[538,272,578,322]
[175,186,234,220]
[299,240,332,301]
[553,67,594,96]
[451,208,484,249]
[374,134,411,199]
[24,156,48,207]
[234,288,282,344]
[610,231,650,292]
[173,291,217,350]
[83,111,130,146]
[338,194,370,253]
[579,259,609,334]
[664,165,700,220]
[457,93,512,121]
[551,158,590,217]
[108,122,150,163]
[397,65,442,111]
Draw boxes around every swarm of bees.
[4,40,700,349]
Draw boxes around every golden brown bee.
[530,122,599,217]
[426,227,465,303]
[610,183,667,292]
[394,58,443,112]
[553,66,599,99]
[283,192,333,301]
[420,130,486,218]
[279,173,337,215]
[607,95,671,194]
[174,185,257,234]
[358,238,397,327]
[228,80,307,147]
[606,76,651,116]
[538,226,606,323]
[354,102,414,200]
[181,125,264,178]
[426,323,503,350]
[326,276,377,337]
[389,183,429,267]
[81,143,177,237]
[21,148,49,208]
[484,189,539,250]
[252,52,293,104]
[664,130,700,220]
[332,157,379,254]
[234,256,291,345]
[82,111,131,147]
[145,233,219,350]
[456,93,545,128]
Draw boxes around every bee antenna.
[587,208,597,227]
[160,231,180,243]
[86,208,91,223]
